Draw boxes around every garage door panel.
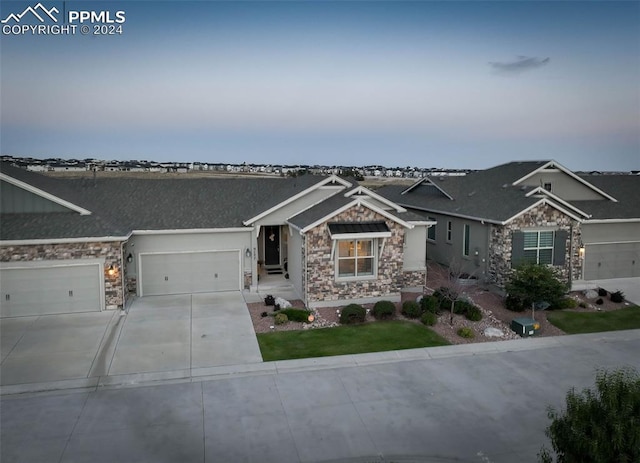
[584,243,640,280]
[140,251,240,296]
[0,265,102,318]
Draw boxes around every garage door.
[140,251,240,296]
[0,264,102,318]
[584,242,640,280]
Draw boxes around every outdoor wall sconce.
[107,265,116,276]
[126,253,133,263]
[245,248,252,258]
[579,245,585,258]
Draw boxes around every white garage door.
[0,264,102,318]
[584,242,640,280]
[140,251,240,296]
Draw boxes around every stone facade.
[0,241,125,309]
[402,270,427,288]
[303,205,405,305]
[488,203,581,288]
[244,271,252,290]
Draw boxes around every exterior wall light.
[107,265,116,276]
[245,248,252,258]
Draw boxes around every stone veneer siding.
[402,270,427,288]
[0,242,125,309]
[303,205,405,304]
[488,203,581,288]
[244,271,252,290]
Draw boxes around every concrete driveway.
[0,291,262,389]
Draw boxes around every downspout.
[568,221,574,289]
[120,240,127,312]
[304,233,309,308]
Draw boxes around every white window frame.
[335,238,377,281]
[446,221,452,243]
[523,230,554,265]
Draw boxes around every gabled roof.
[378,160,639,224]
[0,163,92,215]
[287,187,414,233]
[243,174,351,225]
[511,160,617,202]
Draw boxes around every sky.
[1,1,639,171]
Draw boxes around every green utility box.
[511,318,541,337]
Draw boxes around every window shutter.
[511,231,524,268]
[553,230,568,266]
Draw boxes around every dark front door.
[264,225,280,266]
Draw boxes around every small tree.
[505,263,567,314]
[539,367,640,463]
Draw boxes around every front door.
[264,226,280,266]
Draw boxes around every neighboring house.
[378,160,640,288]
[0,163,433,317]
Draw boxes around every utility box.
[511,318,540,337]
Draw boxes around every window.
[523,230,554,264]
[446,221,452,242]
[463,224,470,257]
[427,217,436,241]
[337,239,375,278]
[543,182,552,192]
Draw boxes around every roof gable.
[512,160,617,202]
[0,173,91,215]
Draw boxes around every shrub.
[420,295,440,314]
[401,301,422,319]
[454,300,474,315]
[260,311,268,318]
[372,300,396,320]
[506,294,527,312]
[539,368,640,463]
[339,304,366,324]
[505,263,567,310]
[552,298,578,310]
[420,312,437,326]
[434,287,458,308]
[597,287,608,297]
[578,302,587,309]
[278,308,312,323]
[596,298,604,305]
[465,306,483,322]
[457,327,474,339]
[274,313,288,325]
[610,290,624,303]
[264,295,275,306]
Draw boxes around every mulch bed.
[246,264,632,344]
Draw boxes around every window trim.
[462,224,470,257]
[335,238,378,281]
[523,230,555,265]
[427,217,436,242]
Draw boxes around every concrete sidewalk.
[2,329,639,463]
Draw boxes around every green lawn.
[547,306,640,334]
[257,320,450,361]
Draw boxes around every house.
[0,163,433,317]
[378,160,640,288]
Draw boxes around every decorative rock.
[416,295,424,304]
[484,327,504,338]
[274,297,292,309]
[584,289,598,299]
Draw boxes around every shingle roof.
[0,162,334,240]
[378,161,639,223]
